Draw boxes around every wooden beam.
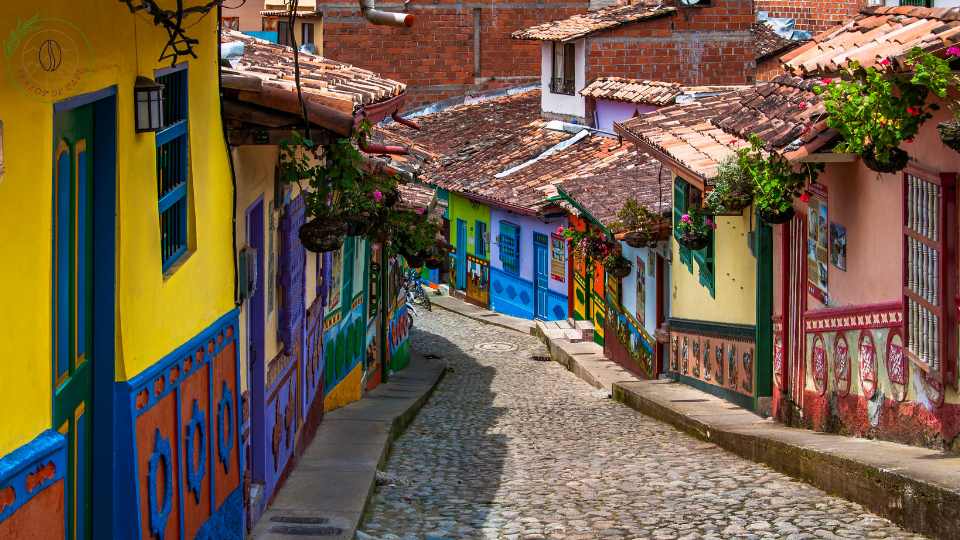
[227,127,332,147]
[795,152,857,163]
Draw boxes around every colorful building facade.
[448,192,491,307]
[489,209,569,321]
[0,4,238,538]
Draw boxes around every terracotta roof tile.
[752,22,804,61]
[511,3,675,42]
[580,77,683,105]
[617,76,834,182]
[221,31,405,109]
[782,6,960,75]
[376,90,670,225]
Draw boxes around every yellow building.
[0,3,237,538]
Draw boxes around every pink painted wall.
[593,100,657,133]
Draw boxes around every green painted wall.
[448,192,491,259]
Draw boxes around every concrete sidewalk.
[251,354,446,540]
[432,293,960,539]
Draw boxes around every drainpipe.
[359,139,409,155]
[359,0,414,27]
[391,111,420,130]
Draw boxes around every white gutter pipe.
[359,0,414,27]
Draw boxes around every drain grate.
[475,341,519,353]
[269,524,344,536]
[271,516,330,524]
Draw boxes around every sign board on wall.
[551,234,565,281]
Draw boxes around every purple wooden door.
[246,199,266,483]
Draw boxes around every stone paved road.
[359,309,923,540]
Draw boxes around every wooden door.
[53,103,94,540]
[786,215,807,409]
[534,233,549,319]
[246,199,267,483]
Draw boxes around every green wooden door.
[53,104,94,540]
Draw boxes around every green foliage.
[908,48,957,99]
[279,126,399,224]
[612,199,667,233]
[383,210,441,259]
[675,208,715,238]
[705,155,754,213]
[736,135,815,215]
[814,53,939,168]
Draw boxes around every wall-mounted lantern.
[134,76,165,133]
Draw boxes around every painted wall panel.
[619,243,659,338]
[671,206,756,326]
[0,431,66,538]
[593,100,656,133]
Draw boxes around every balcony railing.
[550,77,575,96]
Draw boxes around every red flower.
[822,77,833,85]
[907,106,922,117]
[797,102,808,110]
[799,193,810,203]
[879,57,892,67]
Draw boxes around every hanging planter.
[602,253,632,279]
[677,230,710,250]
[614,199,671,248]
[299,219,347,253]
[939,120,960,152]
[622,221,670,248]
[862,145,909,173]
[705,155,754,214]
[675,210,715,251]
[757,206,795,225]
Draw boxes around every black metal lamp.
[134,76,165,133]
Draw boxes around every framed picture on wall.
[830,222,847,271]
[636,256,646,325]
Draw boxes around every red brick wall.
[586,1,756,86]
[755,0,866,33]
[320,1,588,109]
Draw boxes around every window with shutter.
[500,221,520,274]
[674,178,692,271]
[476,221,487,258]
[674,176,715,297]
[903,171,956,384]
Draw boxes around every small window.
[475,221,487,258]
[156,66,190,272]
[500,221,520,274]
[277,20,291,46]
[899,0,932,6]
[302,22,315,46]
[550,42,576,95]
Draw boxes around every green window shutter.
[673,178,692,272]
[693,227,716,298]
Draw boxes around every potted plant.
[815,50,948,173]
[602,252,632,278]
[614,199,671,248]
[737,135,813,225]
[299,218,348,253]
[705,155,753,213]
[909,47,960,152]
[675,210,715,250]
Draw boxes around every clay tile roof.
[580,77,683,106]
[221,30,405,111]
[752,22,804,61]
[376,89,670,225]
[396,182,437,213]
[616,76,834,182]
[782,6,960,76]
[511,2,676,42]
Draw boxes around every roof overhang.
[613,121,708,191]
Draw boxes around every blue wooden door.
[534,233,549,319]
[246,199,267,484]
[53,103,94,540]
[456,219,467,290]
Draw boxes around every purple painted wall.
[489,209,568,295]
[594,100,658,133]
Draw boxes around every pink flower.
[948,46,960,58]
[681,214,692,224]
[416,207,426,215]
[879,57,891,67]
[556,226,564,235]
[797,101,808,110]
[373,190,384,202]
[800,193,810,203]
[821,77,833,85]
[705,218,716,230]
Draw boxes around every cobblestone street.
[359,310,923,540]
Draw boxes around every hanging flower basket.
[757,206,795,225]
[623,220,671,248]
[677,230,709,250]
[862,146,909,173]
[299,218,347,253]
[602,254,632,279]
[583,236,613,260]
[718,186,754,212]
[938,121,960,152]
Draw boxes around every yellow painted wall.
[323,361,363,412]
[671,206,756,326]
[0,4,234,455]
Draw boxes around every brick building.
[513,1,755,124]
[755,0,866,33]
[318,0,589,108]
